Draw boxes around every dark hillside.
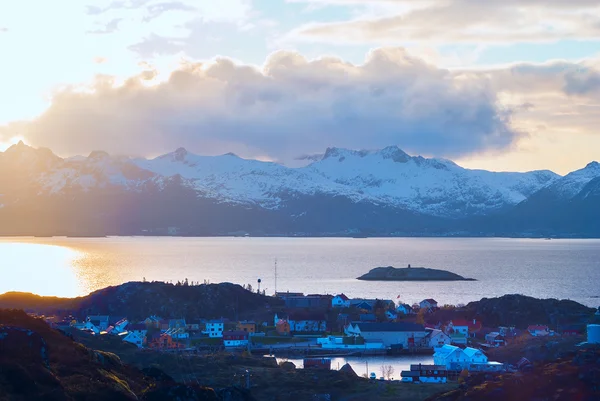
[0,282,285,321]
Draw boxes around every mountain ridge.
[0,142,598,236]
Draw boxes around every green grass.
[191,338,222,346]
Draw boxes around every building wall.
[360,331,427,347]
[224,339,249,347]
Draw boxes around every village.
[45,289,600,384]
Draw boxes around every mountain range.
[0,141,598,237]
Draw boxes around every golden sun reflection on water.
[0,242,83,297]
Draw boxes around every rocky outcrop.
[357,266,475,281]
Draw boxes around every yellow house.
[237,321,257,334]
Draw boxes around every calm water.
[1,237,599,307]
[277,355,434,378]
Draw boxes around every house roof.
[207,319,224,324]
[356,322,425,332]
[288,311,326,321]
[434,344,459,356]
[422,299,437,304]
[463,347,483,358]
[451,319,483,332]
[335,294,350,301]
[398,304,413,310]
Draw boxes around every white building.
[332,294,351,308]
[86,315,110,332]
[205,320,224,338]
[434,344,489,370]
[346,322,428,348]
[419,299,438,310]
[424,329,452,348]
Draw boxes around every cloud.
[87,18,123,34]
[288,0,600,45]
[0,27,7,33]
[0,48,520,161]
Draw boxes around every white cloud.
[0,48,519,161]
[287,0,600,45]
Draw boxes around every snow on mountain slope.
[0,142,563,218]
[541,161,600,200]
[304,146,559,216]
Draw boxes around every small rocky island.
[357,265,476,281]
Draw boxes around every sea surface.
[1,237,599,307]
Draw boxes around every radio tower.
[274,258,278,295]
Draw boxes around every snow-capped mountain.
[1,141,597,236]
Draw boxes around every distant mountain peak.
[173,147,188,161]
[88,150,110,160]
[378,146,411,163]
[585,161,599,170]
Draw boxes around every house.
[121,331,146,348]
[332,294,351,308]
[423,329,452,348]
[223,331,249,347]
[144,315,162,328]
[164,327,189,339]
[401,365,448,383]
[276,319,291,335]
[86,316,110,331]
[147,332,185,349]
[485,332,506,347]
[275,291,304,299]
[434,344,489,370]
[352,301,373,311]
[110,318,128,334]
[527,325,550,337]
[237,321,257,334]
[205,320,224,338]
[127,323,148,338]
[419,299,438,310]
[386,311,398,321]
[561,325,582,336]
[287,311,327,333]
[347,322,428,348]
[396,304,414,315]
[447,319,482,338]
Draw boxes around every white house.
[111,318,129,334]
[434,345,489,370]
[527,325,550,337]
[86,315,110,331]
[121,331,146,348]
[205,320,224,338]
[419,299,438,310]
[424,329,452,348]
[332,294,351,308]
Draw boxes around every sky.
[1,0,599,174]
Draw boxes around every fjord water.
[1,237,599,306]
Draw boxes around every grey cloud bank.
[0,48,519,162]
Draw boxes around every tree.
[380,365,395,380]
[246,284,253,292]
[416,308,426,325]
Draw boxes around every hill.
[0,309,224,401]
[427,294,595,329]
[0,282,285,321]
